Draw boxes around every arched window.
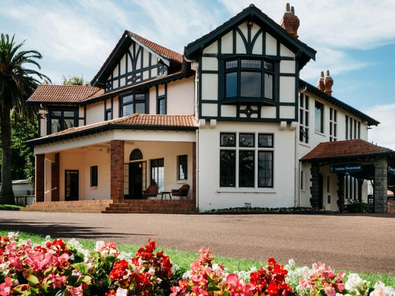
[130,149,143,161]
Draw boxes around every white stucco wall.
[197,121,297,211]
[167,77,194,115]
[86,101,104,125]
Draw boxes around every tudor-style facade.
[26,4,395,214]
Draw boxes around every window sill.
[221,98,275,106]
[90,186,98,190]
[217,188,276,194]
[314,131,325,137]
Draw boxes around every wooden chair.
[171,184,190,197]
[142,185,158,198]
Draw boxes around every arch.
[129,149,143,161]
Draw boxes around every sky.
[1,0,395,149]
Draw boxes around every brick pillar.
[51,153,60,201]
[111,140,124,201]
[337,174,345,213]
[374,158,388,213]
[309,162,320,209]
[35,154,45,202]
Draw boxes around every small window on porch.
[151,158,164,193]
[177,155,188,180]
[90,166,98,187]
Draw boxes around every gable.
[91,31,183,92]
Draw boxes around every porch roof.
[301,139,394,162]
[27,114,197,146]
[27,85,104,104]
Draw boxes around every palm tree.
[0,34,49,204]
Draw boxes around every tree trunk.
[0,105,15,205]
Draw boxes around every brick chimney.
[324,70,334,96]
[317,71,325,91]
[280,3,300,38]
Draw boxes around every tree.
[62,75,87,85]
[0,34,49,204]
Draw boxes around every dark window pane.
[123,95,133,104]
[158,97,166,114]
[63,119,74,130]
[151,158,164,192]
[63,111,75,118]
[135,102,145,114]
[315,102,324,133]
[264,61,273,71]
[220,133,236,147]
[258,134,273,147]
[51,119,60,133]
[239,133,254,147]
[239,151,254,187]
[240,72,261,97]
[51,111,61,117]
[123,104,133,116]
[241,60,261,69]
[135,94,145,101]
[220,150,235,187]
[177,155,188,180]
[258,151,273,187]
[226,72,237,98]
[264,73,273,100]
[90,166,98,187]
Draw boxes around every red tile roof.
[301,139,393,161]
[28,114,197,145]
[127,31,183,64]
[28,85,104,103]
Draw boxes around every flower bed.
[0,233,393,295]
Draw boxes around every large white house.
[27,4,395,214]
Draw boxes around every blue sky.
[1,0,395,149]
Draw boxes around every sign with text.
[330,163,362,174]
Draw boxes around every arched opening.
[127,149,146,199]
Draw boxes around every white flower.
[371,281,395,296]
[7,232,19,241]
[116,288,128,296]
[95,241,105,251]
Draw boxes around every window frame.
[90,165,98,187]
[151,158,164,193]
[47,108,78,134]
[177,155,188,180]
[222,57,277,104]
[299,93,309,144]
[120,92,147,117]
[314,101,324,134]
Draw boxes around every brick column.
[374,158,388,213]
[309,162,320,209]
[111,140,124,201]
[192,142,196,204]
[35,154,45,202]
[51,153,60,201]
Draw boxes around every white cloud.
[364,104,395,150]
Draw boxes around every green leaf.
[72,263,89,274]
[26,274,39,285]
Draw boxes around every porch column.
[35,154,45,202]
[51,153,60,201]
[192,142,196,203]
[374,158,388,213]
[111,140,124,201]
[336,174,345,213]
[309,162,320,209]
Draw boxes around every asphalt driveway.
[1,211,394,274]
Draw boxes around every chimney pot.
[324,70,334,96]
[281,3,300,38]
[317,71,325,91]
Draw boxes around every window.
[157,96,166,114]
[224,58,275,102]
[300,170,304,190]
[120,93,146,116]
[220,133,273,188]
[48,109,77,134]
[299,93,309,143]
[345,115,361,140]
[151,158,164,193]
[329,107,337,141]
[315,101,324,133]
[105,98,113,120]
[177,155,188,180]
[90,166,98,187]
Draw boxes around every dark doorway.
[128,162,143,199]
[65,170,79,201]
[318,173,324,209]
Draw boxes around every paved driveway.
[1,211,394,274]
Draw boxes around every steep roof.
[27,114,197,146]
[299,80,379,126]
[301,139,393,161]
[185,4,316,70]
[91,30,183,87]
[28,85,104,104]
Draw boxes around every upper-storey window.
[48,109,77,134]
[224,58,275,103]
[299,93,309,144]
[120,93,146,117]
[329,107,337,141]
[315,101,324,133]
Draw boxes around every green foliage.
[62,75,88,85]
[0,204,23,210]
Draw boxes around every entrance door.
[65,170,79,201]
[129,162,143,199]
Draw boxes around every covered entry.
[301,139,395,213]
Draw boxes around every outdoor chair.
[171,184,190,197]
[142,185,158,198]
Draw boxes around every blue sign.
[330,164,362,174]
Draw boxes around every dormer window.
[120,93,146,116]
[47,108,77,134]
[224,58,275,103]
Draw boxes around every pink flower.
[324,283,336,296]
[0,277,12,296]
[67,284,84,296]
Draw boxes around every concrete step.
[22,200,113,213]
